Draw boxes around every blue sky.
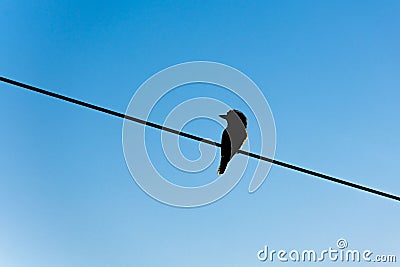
[1,1,399,266]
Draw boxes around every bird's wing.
[230,130,247,155]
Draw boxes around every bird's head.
[219,109,247,128]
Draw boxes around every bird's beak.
[219,114,227,119]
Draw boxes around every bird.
[218,109,248,174]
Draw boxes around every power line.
[1,76,399,202]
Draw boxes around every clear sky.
[0,1,399,266]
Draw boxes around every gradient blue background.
[1,1,399,266]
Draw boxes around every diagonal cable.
[1,76,399,202]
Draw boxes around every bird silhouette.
[218,110,248,174]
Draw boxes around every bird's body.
[218,110,247,174]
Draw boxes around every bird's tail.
[218,157,229,174]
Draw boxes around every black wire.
[1,76,399,202]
